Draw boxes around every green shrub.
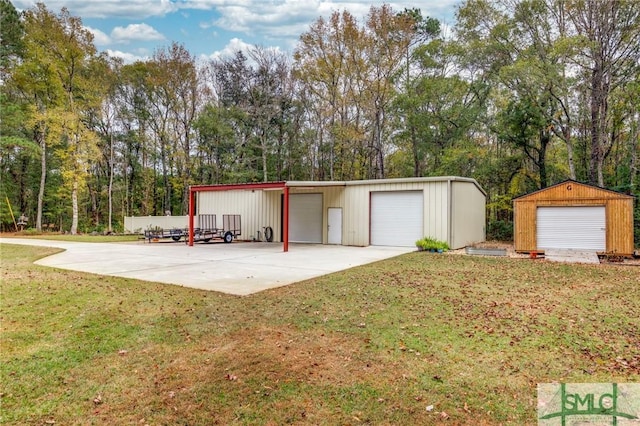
[21,228,41,236]
[487,220,513,241]
[415,237,449,252]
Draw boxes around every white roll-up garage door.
[371,191,423,247]
[289,194,323,243]
[537,206,606,250]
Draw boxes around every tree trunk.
[564,126,576,180]
[262,131,268,182]
[71,179,78,235]
[630,117,639,192]
[375,108,385,179]
[108,133,114,233]
[539,130,550,188]
[588,77,601,186]
[161,138,169,215]
[36,127,46,232]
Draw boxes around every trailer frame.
[143,214,241,243]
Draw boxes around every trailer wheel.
[223,232,233,243]
[171,235,181,242]
[203,238,212,243]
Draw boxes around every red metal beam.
[188,188,195,246]
[190,182,286,192]
[283,186,289,252]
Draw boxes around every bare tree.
[566,0,640,185]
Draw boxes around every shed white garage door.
[371,191,423,247]
[537,206,606,250]
[289,194,323,243]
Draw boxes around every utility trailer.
[192,214,241,243]
[143,214,241,243]
[143,227,185,242]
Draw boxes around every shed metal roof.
[513,179,634,201]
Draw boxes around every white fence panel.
[124,216,192,234]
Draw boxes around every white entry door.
[327,207,342,245]
[537,206,606,250]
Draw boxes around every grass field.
[1,243,639,425]
[1,232,140,243]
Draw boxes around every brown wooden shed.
[513,180,634,255]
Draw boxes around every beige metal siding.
[343,181,451,246]
[263,190,282,241]
[342,184,371,246]
[423,181,449,243]
[198,186,346,243]
[451,181,486,249]
[194,177,487,249]
[198,190,280,241]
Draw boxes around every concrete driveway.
[0,238,414,295]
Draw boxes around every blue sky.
[12,1,460,63]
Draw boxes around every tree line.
[1,0,638,241]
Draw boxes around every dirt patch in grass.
[2,244,639,425]
[81,324,426,424]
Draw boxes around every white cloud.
[105,49,148,64]
[111,23,165,44]
[199,39,288,71]
[13,0,457,24]
[12,0,179,19]
[85,26,111,46]
[207,0,456,42]
[14,0,459,62]
[203,37,254,61]
[212,1,327,35]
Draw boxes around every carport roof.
[189,176,486,194]
[189,181,348,192]
[190,181,286,192]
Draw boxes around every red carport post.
[283,186,289,252]
[188,187,195,246]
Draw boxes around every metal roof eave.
[189,176,486,196]
[190,182,286,192]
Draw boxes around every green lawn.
[2,233,140,243]
[1,243,638,425]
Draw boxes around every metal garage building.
[513,180,634,255]
[188,177,486,251]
